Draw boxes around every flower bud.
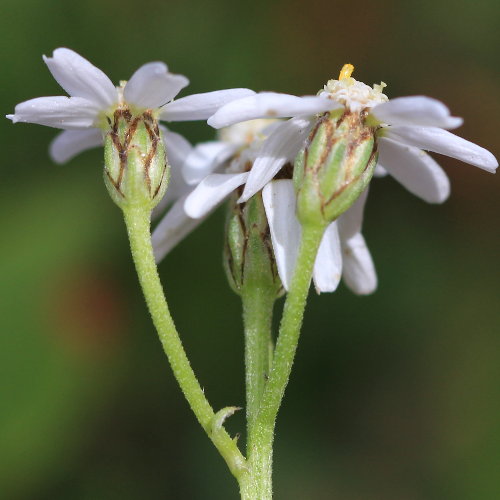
[224,191,283,297]
[103,108,169,211]
[294,109,377,227]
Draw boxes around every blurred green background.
[1,0,499,498]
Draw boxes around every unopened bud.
[103,108,169,210]
[294,109,377,227]
[224,191,283,297]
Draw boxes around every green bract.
[224,192,283,297]
[104,108,169,210]
[294,109,377,227]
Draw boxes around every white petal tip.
[385,126,499,173]
[153,62,168,72]
[207,116,222,129]
[183,202,203,219]
[471,151,498,173]
[449,117,464,129]
[484,156,499,172]
[184,209,202,219]
[6,114,15,122]
[48,48,72,58]
[434,192,450,204]
[353,284,377,296]
[314,278,341,294]
[42,48,74,63]
[238,185,259,203]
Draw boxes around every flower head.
[208,64,498,208]
[7,48,254,166]
[322,64,388,112]
[203,65,498,294]
[7,48,254,210]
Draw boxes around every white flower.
[208,64,498,205]
[156,119,376,294]
[7,48,255,165]
[201,64,498,294]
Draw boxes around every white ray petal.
[239,116,314,202]
[7,96,100,129]
[184,172,248,219]
[183,141,238,185]
[371,96,463,129]
[43,48,117,108]
[374,164,388,177]
[337,189,369,240]
[262,180,302,291]
[341,233,377,295]
[124,62,189,109]
[152,195,205,263]
[208,92,342,129]
[377,138,450,203]
[161,88,255,122]
[384,126,498,172]
[313,222,342,293]
[49,128,103,164]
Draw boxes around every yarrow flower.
[7,47,254,172]
[199,64,498,293]
[208,64,498,205]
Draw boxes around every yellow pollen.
[338,63,354,80]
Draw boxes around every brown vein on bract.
[324,133,377,207]
[107,111,126,197]
[110,109,133,191]
[322,111,371,206]
[262,224,280,285]
[238,205,248,283]
[121,114,140,190]
[316,116,334,174]
[105,169,125,197]
[143,114,157,194]
[153,162,167,199]
[343,112,370,182]
[303,112,339,216]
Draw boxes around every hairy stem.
[123,205,246,478]
[240,287,275,499]
[240,222,325,500]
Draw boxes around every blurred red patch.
[43,263,129,358]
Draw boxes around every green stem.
[240,287,275,499]
[122,205,246,478]
[259,222,325,424]
[244,223,325,498]
[242,287,274,438]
